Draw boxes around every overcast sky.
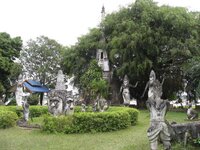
[0,0,200,46]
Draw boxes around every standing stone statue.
[120,75,138,106]
[143,70,171,150]
[15,74,24,106]
[22,100,30,122]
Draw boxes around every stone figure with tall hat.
[142,70,171,150]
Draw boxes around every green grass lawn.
[0,110,199,150]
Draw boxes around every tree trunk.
[110,75,122,105]
[40,93,43,105]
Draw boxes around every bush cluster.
[0,110,18,128]
[42,107,139,134]
[27,94,39,105]
[0,106,48,117]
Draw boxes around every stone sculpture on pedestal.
[143,70,171,150]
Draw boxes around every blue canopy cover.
[23,80,50,93]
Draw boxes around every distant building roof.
[23,80,50,93]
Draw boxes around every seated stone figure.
[187,104,198,120]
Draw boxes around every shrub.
[0,106,48,117]
[107,107,139,125]
[43,115,74,133]
[0,110,18,128]
[29,106,48,117]
[193,138,200,147]
[42,106,139,134]
[27,94,39,105]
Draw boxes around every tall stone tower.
[96,6,111,82]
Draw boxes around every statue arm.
[130,81,139,88]
[161,73,166,86]
[119,86,123,93]
[141,82,149,98]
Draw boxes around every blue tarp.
[23,80,50,93]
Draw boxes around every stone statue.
[22,100,30,121]
[48,70,66,116]
[48,70,76,116]
[144,70,171,150]
[120,75,138,106]
[48,90,63,116]
[81,102,87,112]
[187,103,198,120]
[64,97,74,115]
[55,70,66,90]
[93,96,109,112]
[15,74,24,106]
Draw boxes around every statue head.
[149,70,156,83]
[123,75,129,85]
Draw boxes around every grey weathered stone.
[187,104,198,120]
[93,96,109,112]
[48,70,75,116]
[22,100,29,121]
[144,70,171,150]
[120,75,138,106]
[170,121,200,146]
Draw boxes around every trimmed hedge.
[0,106,48,117]
[42,107,139,134]
[0,110,18,128]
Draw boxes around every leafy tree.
[21,36,64,104]
[61,28,102,84]
[79,60,108,101]
[0,32,22,99]
[62,0,200,104]
[21,36,63,86]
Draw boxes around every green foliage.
[20,36,64,86]
[193,138,200,147]
[183,56,200,96]
[0,110,18,129]
[0,32,22,95]
[42,115,74,134]
[62,0,200,101]
[42,107,139,134]
[29,106,48,117]
[27,94,39,105]
[80,59,108,99]
[107,107,139,125]
[0,106,48,118]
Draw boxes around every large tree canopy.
[0,32,22,96]
[21,36,64,87]
[61,0,200,102]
